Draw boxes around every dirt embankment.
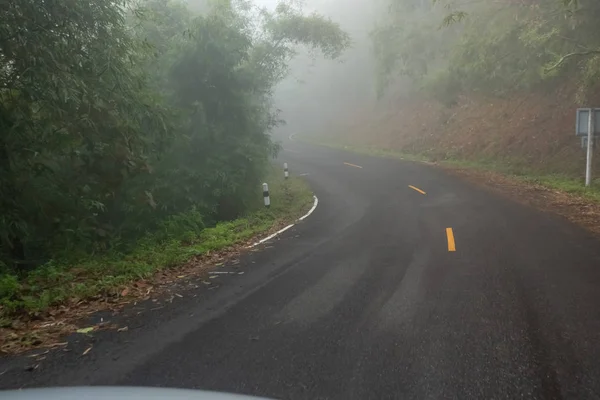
[327,85,600,177]
[318,85,600,239]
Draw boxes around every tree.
[372,0,600,102]
[130,0,350,222]
[0,0,350,269]
[0,0,170,268]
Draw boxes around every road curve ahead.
[3,137,600,399]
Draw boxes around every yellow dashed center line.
[446,228,456,252]
[408,185,426,195]
[343,162,363,169]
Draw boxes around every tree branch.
[256,37,285,67]
[545,50,600,72]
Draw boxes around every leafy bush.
[0,171,313,316]
[154,209,206,243]
[0,0,349,272]
[0,274,20,301]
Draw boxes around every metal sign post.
[576,108,600,186]
[586,110,594,186]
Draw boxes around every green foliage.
[0,274,20,306]
[0,169,313,316]
[263,4,351,60]
[373,0,600,102]
[1,0,172,264]
[0,0,348,304]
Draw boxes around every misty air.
[2,1,600,398]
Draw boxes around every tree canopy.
[371,0,600,104]
[0,0,350,270]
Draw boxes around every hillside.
[312,0,600,192]
[313,84,600,238]
[325,84,600,180]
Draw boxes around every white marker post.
[576,108,599,186]
[284,163,289,180]
[586,110,595,186]
[263,183,270,208]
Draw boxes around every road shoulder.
[0,170,314,357]
[439,165,600,238]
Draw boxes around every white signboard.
[576,108,600,136]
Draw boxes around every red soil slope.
[327,85,600,178]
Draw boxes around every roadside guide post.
[263,183,270,208]
[576,108,600,186]
[587,110,594,186]
[284,163,289,180]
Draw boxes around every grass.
[517,174,600,202]
[302,135,600,203]
[298,136,426,162]
[0,167,314,317]
[437,158,600,202]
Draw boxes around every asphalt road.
[3,137,600,399]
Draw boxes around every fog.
[183,0,384,138]
[266,0,383,138]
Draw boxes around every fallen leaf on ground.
[117,326,128,332]
[174,293,183,298]
[1,221,273,355]
[82,346,92,356]
[38,321,65,328]
[27,350,49,358]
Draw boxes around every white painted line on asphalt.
[344,162,363,169]
[248,195,319,248]
[251,224,295,247]
[299,195,319,221]
[298,173,309,176]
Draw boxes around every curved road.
[3,138,600,399]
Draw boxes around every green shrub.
[0,274,23,313]
[0,274,20,300]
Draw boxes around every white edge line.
[250,224,295,247]
[248,195,318,248]
[299,195,318,221]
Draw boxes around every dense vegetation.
[372,0,600,104]
[0,0,349,309]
